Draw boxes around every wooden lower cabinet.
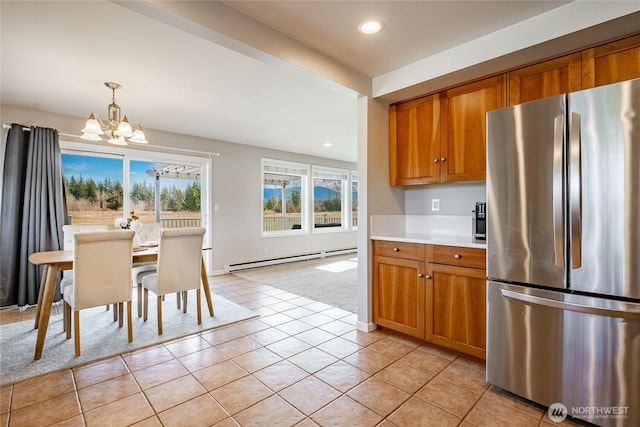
[429,263,487,359]
[372,255,426,339]
[372,240,487,359]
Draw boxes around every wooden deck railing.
[161,218,202,228]
[263,216,358,231]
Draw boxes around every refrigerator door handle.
[500,288,640,319]
[569,112,582,269]
[552,114,565,269]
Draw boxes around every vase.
[133,233,141,248]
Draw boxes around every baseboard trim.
[224,248,357,273]
[357,321,377,332]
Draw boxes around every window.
[351,170,358,229]
[60,143,208,230]
[129,161,202,227]
[261,159,356,235]
[62,153,125,226]
[262,159,309,235]
[312,166,348,231]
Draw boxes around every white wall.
[356,96,405,331]
[210,140,357,273]
[405,182,486,216]
[1,104,357,274]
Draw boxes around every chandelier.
[80,82,148,145]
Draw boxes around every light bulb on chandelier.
[81,82,149,145]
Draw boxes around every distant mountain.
[314,186,339,201]
[264,187,282,201]
[264,186,340,201]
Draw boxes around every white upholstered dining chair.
[60,224,109,290]
[62,230,135,356]
[142,227,206,334]
[60,224,111,326]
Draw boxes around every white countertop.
[371,232,486,249]
[370,214,487,249]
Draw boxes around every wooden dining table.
[28,246,214,360]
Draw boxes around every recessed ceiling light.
[323,142,333,147]
[358,20,383,35]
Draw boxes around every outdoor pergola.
[145,163,201,223]
[263,172,301,218]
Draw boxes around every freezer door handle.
[553,114,565,269]
[500,288,640,319]
[569,112,582,269]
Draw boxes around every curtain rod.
[2,123,30,131]
[3,123,220,157]
[4,123,75,138]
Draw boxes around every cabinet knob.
[440,156,447,162]
[393,247,399,252]
[454,254,461,259]
[425,275,431,279]
[418,273,424,278]
[433,158,439,163]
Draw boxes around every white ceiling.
[225,1,569,78]
[1,1,574,163]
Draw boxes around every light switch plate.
[432,199,440,211]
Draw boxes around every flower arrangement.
[115,211,142,232]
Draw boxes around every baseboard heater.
[225,248,357,273]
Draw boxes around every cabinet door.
[582,34,640,89]
[508,53,582,105]
[373,256,426,339]
[389,94,441,186]
[442,76,506,183]
[429,264,486,359]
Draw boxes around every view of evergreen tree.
[288,189,301,212]
[314,197,341,212]
[64,175,200,212]
[167,185,185,212]
[131,181,154,209]
[183,182,201,211]
[264,194,281,213]
[105,182,123,210]
[160,187,170,211]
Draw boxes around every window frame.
[261,158,310,237]
[59,140,212,254]
[311,165,349,234]
[350,170,358,230]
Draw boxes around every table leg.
[34,265,59,360]
[201,257,214,317]
[34,265,50,329]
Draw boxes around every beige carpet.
[0,293,257,385]
[233,254,358,313]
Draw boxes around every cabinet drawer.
[373,240,425,261]
[432,246,486,269]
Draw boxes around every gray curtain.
[0,124,66,307]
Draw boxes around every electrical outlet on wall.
[432,198,440,212]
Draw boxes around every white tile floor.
[0,269,586,426]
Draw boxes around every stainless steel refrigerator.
[486,78,640,427]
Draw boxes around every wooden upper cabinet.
[508,53,582,105]
[442,75,506,183]
[389,94,441,186]
[582,33,640,88]
[388,33,638,187]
